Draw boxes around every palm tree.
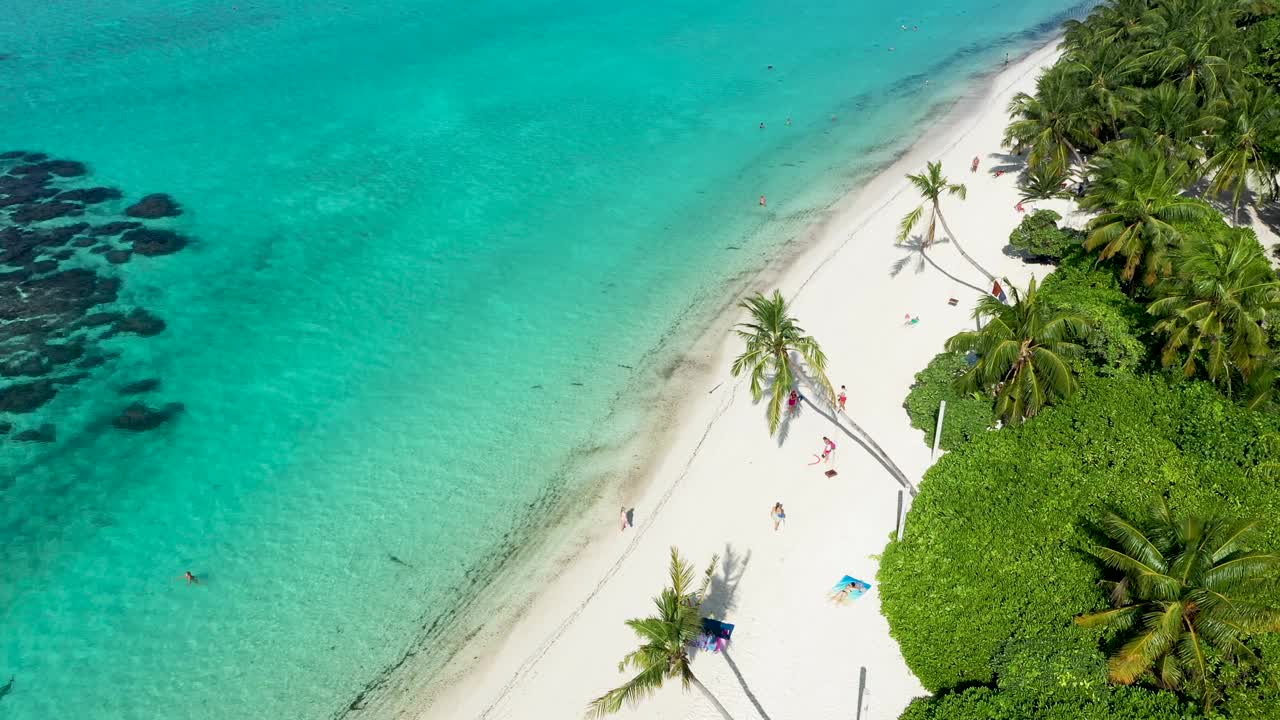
[1148,228,1280,393]
[1203,81,1280,224]
[897,161,995,282]
[1081,145,1212,285]
[1076,501,1280,711]
[1019,163,1073,202]
[730,290,832,434]
[1067,45,1139,138]
[1063,0,1155,53]
[945,277,1089,425]
[1121,82,1222,178]
[588,548,733,719]
[1140,25,1230,100]
[1004,66,1094,176]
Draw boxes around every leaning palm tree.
[1082,145,1212,285]
[588,548,733,719]
[1076,501,1280,711]
[1203,81,1280,224]
[730,290,832,434]
[1149,228,1280,393]
[897,161,995,282]
[945,277,1090,425]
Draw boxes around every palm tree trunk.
[798,396,918,496]
[689,673,735,720]
[935,206,996,284]
[1064,138,1086,176]
[919,246,988,294]
[840,415,917,497]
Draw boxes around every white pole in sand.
[896,490,909,540]
[931,400,947,461]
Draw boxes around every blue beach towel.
[831,575,871,599]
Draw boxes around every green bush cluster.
[902,352,993,450]
[879,374,1280,695]
[1038,254,1149,375]
[1006,209,1084,262]
[900,685,1200,720]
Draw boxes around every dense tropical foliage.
[886,2,1280,719]
[881,375,1280,716]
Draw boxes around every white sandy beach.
[414,38,1075,720]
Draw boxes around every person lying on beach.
[821,436,836,463]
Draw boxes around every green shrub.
[903,351,993,450]
[1039,254,1150,375]
[879,374,1280,695]
[1007,209,1084,262]
[993,637,1108,705]
[899,685,1201,720]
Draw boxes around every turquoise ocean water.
[0,1,1087,718]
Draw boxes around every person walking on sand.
[788,389,800,415]
[771,502,786,531]
[971,156,979,172]
[619,507,630,532]
[837,385,847,412]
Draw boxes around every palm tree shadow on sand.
[697,545,775,720]
[789,365,917,496]
[890,234,988,294]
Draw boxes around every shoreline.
[386,35,1069,720]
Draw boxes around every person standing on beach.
[759,195,767,207]
[619,507,630,532]
[837,386,848,412]
[771,503,786,531]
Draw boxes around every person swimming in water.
[184,571,199,585]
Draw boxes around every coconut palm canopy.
[588,548,732,719]
[1076,501,1280,710]
[1149,226,1280,393]
[730,290,832,434]
[945,277,1091,425]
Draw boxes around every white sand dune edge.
[420,37,1072,720]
